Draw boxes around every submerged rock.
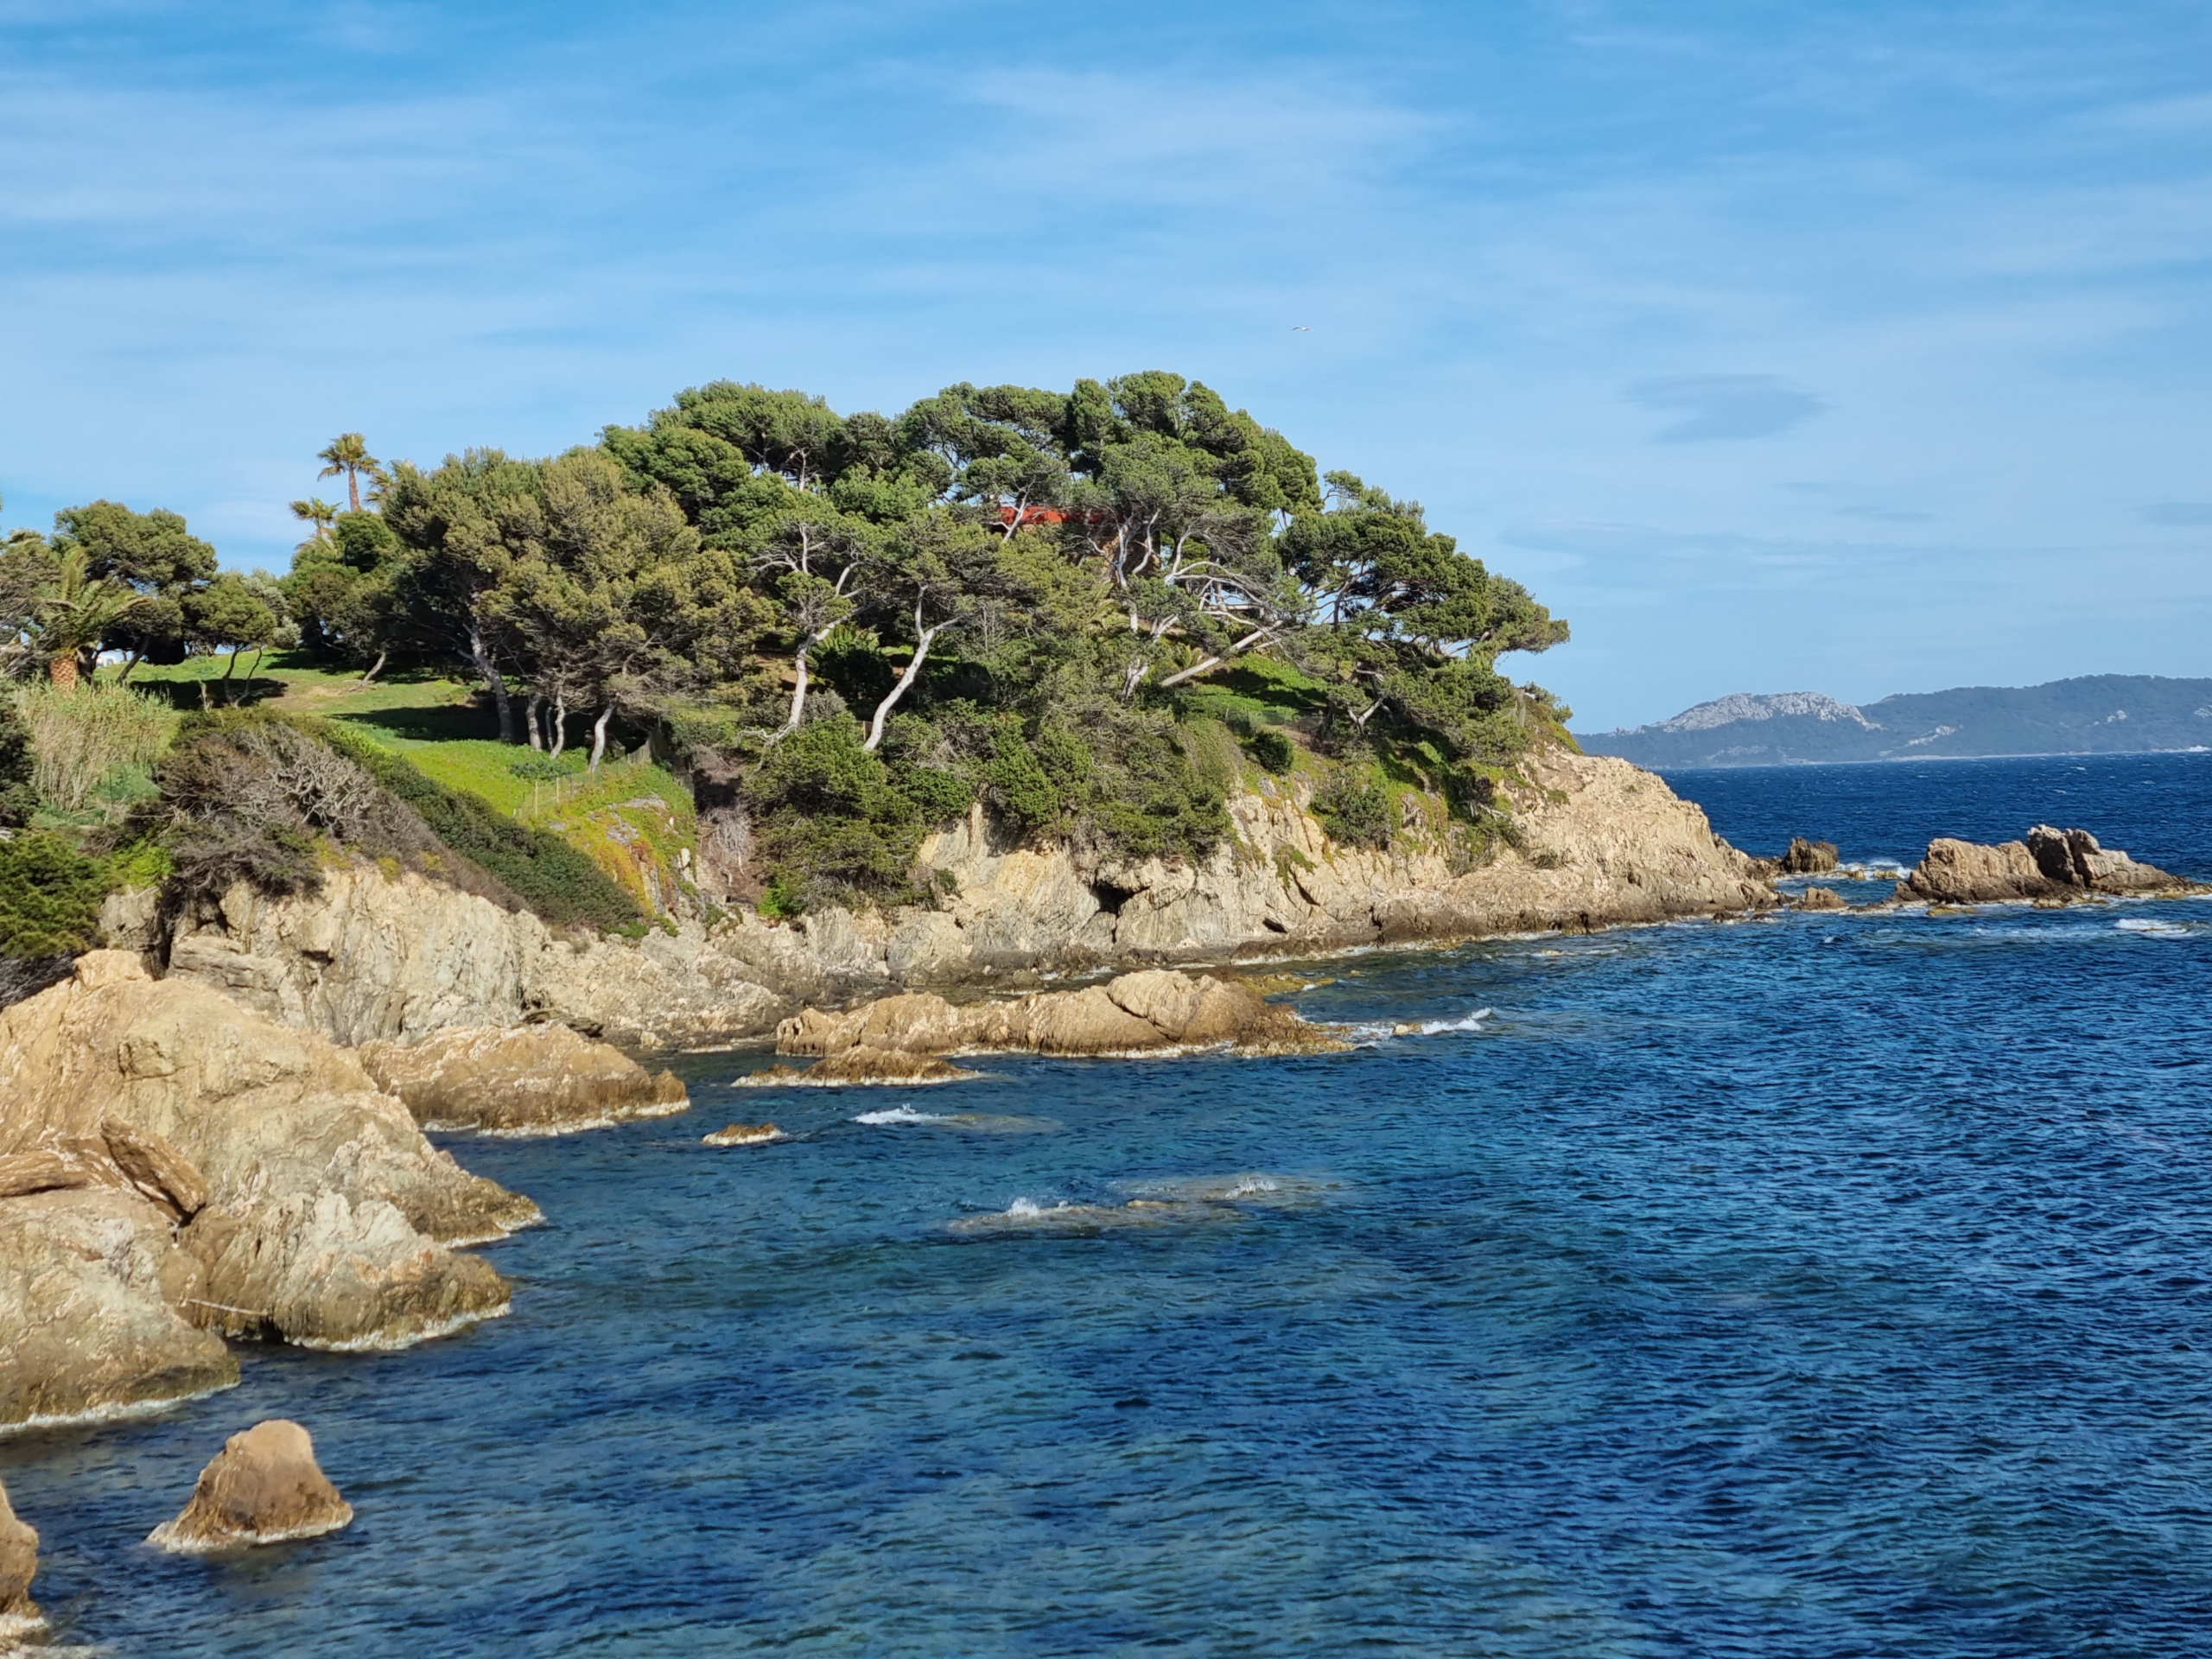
[1898,826,2196,905]
[357,1024,687,1135]
[148,1420,353,1553]
[0,952,534,1428]
[770,969,1345,1082]
[0,1478,41,1640]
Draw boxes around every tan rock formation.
[0,1187,238,1430]
[147,1420,353,1553]
[123,748,1771,1052]
[1899,826,2196,905]
[0,953,535,1427]
[1780,837,1840,874]
[769,969,1344,1081]
[1793,885,1848,912]
[702,1122,782,1146]
[0,1478,37,1640]
[358,1024,688,1135]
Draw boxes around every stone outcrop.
[1780,837,1840,874]
[1899,826,2196,905]
[0,953,536,1428]
[0,1478,41,1640]
[1793,885,1847,912]
[0,1186,239,1431]
[147,1420,353,1553]
[124,748,1772,1052]
[702,1122,781,1147]
[358,1024,687,1135]
[766,969,1345,1083]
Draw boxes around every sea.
[5,752,2210,1657]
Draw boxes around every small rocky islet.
[0,757,2196,1635]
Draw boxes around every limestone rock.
[1902,827,2194,905]
[0,1478,37,1639]
[702,1122,782,1146]
[0,952,534,1426]
[357,1024,688,1135]
[1794,885,1848,912]
[1779,837,1840,874]
[148,1420,353,1553]
[0,1187,238,1430]
[772,969,1344,1074]
[142,747,1775,1052]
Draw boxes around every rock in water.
[1900,826,2196,905]
[148,1420,353,1553]
[1780,838,1840,874]
[0,1478,40,1640]
[1793,885,1847,912]
[766,969,1346,1082]
[357,1025,688,1135]
[702,1122,782,1147]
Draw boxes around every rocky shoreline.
[103,747,1777,1052]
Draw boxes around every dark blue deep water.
[6,754,2211,1656]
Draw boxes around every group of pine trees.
[2,372,1571,911]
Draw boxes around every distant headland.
[1577,675,2212,768]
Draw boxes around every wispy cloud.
[1626,375,1826,442]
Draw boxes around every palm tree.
[290,497,340,543]
[317,433,388,513]
[32,548,149,691]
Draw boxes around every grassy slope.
[113,655,696,919]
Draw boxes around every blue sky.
[2,1,2208,729]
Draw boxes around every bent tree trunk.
[588,703,615,774]
[354,649,386,689]
[862,616,945,753]
[468,622,516,743]
[524,693,544,752]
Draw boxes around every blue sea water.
[5,753,2212,1657]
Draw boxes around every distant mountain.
[1577,675,2212,768]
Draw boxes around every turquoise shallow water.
[5,753,2211,1656]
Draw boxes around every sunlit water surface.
[6,753,2211,1656]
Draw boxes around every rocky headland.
[104,747,1774,1053]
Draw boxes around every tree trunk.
[863,617,943,753]
[468,622,515,742]
[346,472,361,513]
[47,653,77,692]
[549,692,568,759]
[118,646,145,684]
[588,703,615,774]
[524,694,544,752]
[354,649,386,688]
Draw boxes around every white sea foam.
[2115,918,2191,938]
[854,1107,951,1125]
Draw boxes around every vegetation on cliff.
[0,376,1570,968]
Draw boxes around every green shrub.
[0,701,36,829]
[1243,726,1294,775]
[14,682,180,814]
[1311,764,1391,850]
[0,831,111,957]
[985,718,1058,830]
[744,715,931,911]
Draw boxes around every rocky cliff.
[118,747,1768,1052]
